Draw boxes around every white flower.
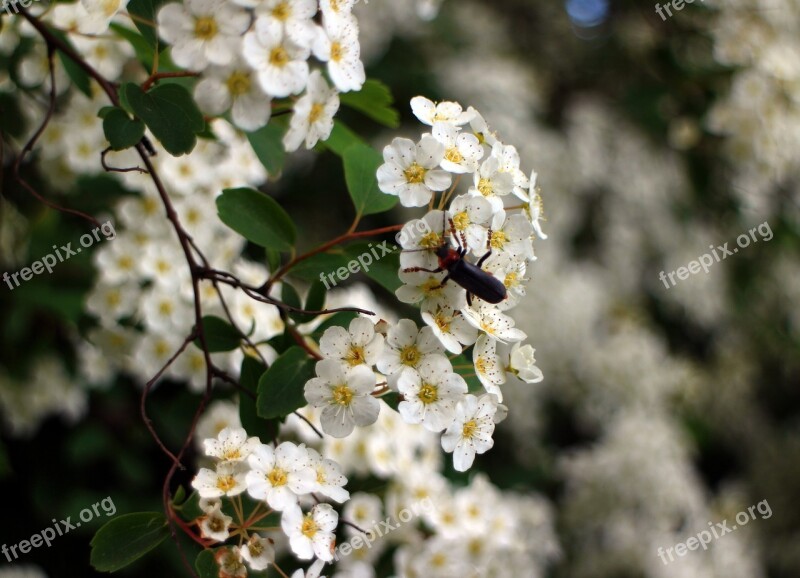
[484,253,529,310]
[199,501,233,542]
[376,319,447,382]
[157,0,249,71]
[306,447,350,502]
[319,0,356,24]
[462,302,526,343]
[525,174,548,240]
[194,62,272,132]
[80,0,130,34]
[203,426,261,462]
[377,137,452,208]
[241,534,275,571]
[431,122,483,174]
[397,356,466,432]
[313,16,364,92]
[290,559,327,578]
[421,302,478,354]
[196,400,241,446]
[245,442,316,510]
[448,194,493,254]
[318,317,383,368]
[396,268,465,310]
[283,70,339,151]
[282,503,338,561]
[215,547,247,578]
[469,152,516,212]
[468,106,498,147]
[507,343,543,383]
[473,334,505,401]
[304,360,380,437]
[488,211,535,262]
[441,394,497,471]
[192,460,248,498]
[343,493,383,536]
[245,0,318,49]
[410,96,474,127]
[243,18,310,97]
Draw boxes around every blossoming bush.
[0,0,557,576]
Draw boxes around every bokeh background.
[1,0,799,577]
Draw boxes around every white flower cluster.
[76,118,283,390]
[191,426,349,571]
[304,309,541,471]
[301,96,545,470]
[277,403,560,577]
[706,0,800,218]
[156,0,365,147]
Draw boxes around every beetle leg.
[466,291,473,307]
[402,266,443,273]
[476,229,493,267]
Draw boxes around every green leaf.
[339,79,400,128]
[305,280,326,313]
[247,122,286,176]
[103,108,146,151]
[283,282,311,323]
[126,0,168,47]
[90,512,170,572]
[194,315,241,352]
[216,187,296,252]
[287,250,351,284]
[240,357,280,443]
[344,241,401,293]
[171,485,187,507]
[49,28,92,97]
[124,82,204,156]
[195,549,218,578]
[343,143,397,218]
[110,23,156,70]
[257,347,315,419]
[323,120,364,156]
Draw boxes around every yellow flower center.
[101,0,120,17]
[106,291,121,307]
[421,278,444,295]
[418,383,439,405]
[475,356,487,375]
[226,71,251,96]
[345,345,365,366]
[404,162,426,184]
[316,467,327,485]
[452,211,470,231]
[158,301,173,316]
[332,384,354,406]
[419,231,441,249]
[431,553,447,567]
[222,448,241,460]
[308,102,325,124]
[269,46,290,67]
[444,147,463,164]
[490,230,507,249]
[267,467,288,487]
[477,178,493,197]
[194,16,218,40]
[248,538,264,556]
[271,1,291,20]
[400,345,420,367]
[208,516,226,532]
[330,41,344,62]
[504,271,518,288]
[433,312,450,333]
[216,474,236,492]
[301,514,319,539]
[462,419,477,439]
